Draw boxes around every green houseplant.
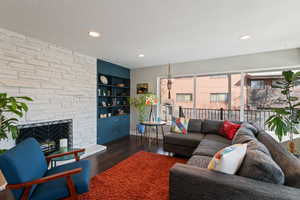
[130,94,148,134]
[0,93,32,153]
[130,93,158,133]
[265,70,300,154]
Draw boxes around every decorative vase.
[136,123,145,134]
[148,105,156,122]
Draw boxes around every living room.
[1,1,300,200]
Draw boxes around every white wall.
[130,48,300,129]
[0,28,97,149]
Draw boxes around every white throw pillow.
[208,143,247,174]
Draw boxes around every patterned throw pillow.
[208,144,247,174]
[171,117,190,135]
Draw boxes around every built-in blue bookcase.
[97,59,130,144]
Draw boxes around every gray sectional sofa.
[164,119,300,200]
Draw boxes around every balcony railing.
[161,106,276,131]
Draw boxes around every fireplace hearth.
[17,119,73,155]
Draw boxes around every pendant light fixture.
[167,63,172,99]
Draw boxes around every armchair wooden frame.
[7,149,85,200]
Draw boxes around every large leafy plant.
[0,93,33,142]
[130,93,158,122]
[265,71,300,153]
[130,94,148,122]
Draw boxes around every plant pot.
[136,123,145,134]
[288,141,297,154]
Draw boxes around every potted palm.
[0,93,33,153]
[265,71,300,154]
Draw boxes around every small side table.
[141,121,167,141]
[49,148,84,168]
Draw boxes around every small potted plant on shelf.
[0,93,33,154]
[265,70,300,154]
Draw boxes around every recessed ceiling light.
[240,35,251,40]
[88,31,100,38]
[138,54,145,58]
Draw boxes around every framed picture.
[137,83,149,94]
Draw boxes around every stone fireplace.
[17,119,73,155]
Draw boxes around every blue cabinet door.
[98,115,130,144]
[98,118,114,144]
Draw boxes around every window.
[250,80,265,89]
[176,93,193,102]
[210,93,228,103]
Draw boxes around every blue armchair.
[0,138,91,200]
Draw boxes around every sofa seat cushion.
[258,132,300,188]
[187,155,212,168]
[164,133,204,147]
[203,134,232,145]
[193,139,229,157]
[31,160,91,200]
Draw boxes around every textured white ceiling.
[0,0,299,68]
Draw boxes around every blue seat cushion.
[0,138,48,200]
[30,160,91,200]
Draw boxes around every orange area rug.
[79,151,186,200]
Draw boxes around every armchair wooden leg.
[21,186,32,200]
[66,176,78,200]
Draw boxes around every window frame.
[250,80,265,89]
[157,66,300,122]
[176,93,193,102]
[210,93,229,103]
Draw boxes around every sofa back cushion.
[232,125,256,144]
[0,138,48,199]
[238,148,285,184]
[257,131,300,188]
[201,120,223,134]
[187,119,202,133]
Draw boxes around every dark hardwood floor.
[0,135,170,200]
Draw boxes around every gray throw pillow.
[247,139,271,156]
[232,127,256,144]
[240,122,259,136]
[238,149,285,184]
[188,119,202,133]
[201,120,223,134]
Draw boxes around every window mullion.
[240,72,245,121]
